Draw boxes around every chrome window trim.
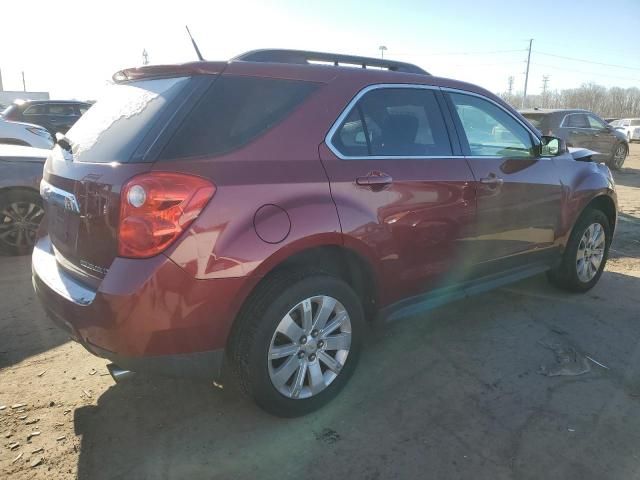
[325,83,544,161]
[440,87,541,140]
[324,83,451,160]
[560,112,595,130]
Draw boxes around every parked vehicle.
[0,145,48,255]
[610,118,640,143]
[33,50,617,416]
[0,117,54,149]
[2,100,91,137]
[520,108,628,170]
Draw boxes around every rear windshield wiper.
[55,132,75,153]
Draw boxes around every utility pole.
[142,49,149,65]
[507,76,514,96]
[21,71,26,92]
[379,45,387,59]
[541,75,549,94]
[522,38,533,108]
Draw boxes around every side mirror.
[540,136,567,157]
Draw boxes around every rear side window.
[23,104,46,115]
[331,87,452,157]
[563,113,589,128]
[48,104,76,116]
[160,76,317,159]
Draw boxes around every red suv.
[32,50,617,416]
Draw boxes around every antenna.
[185,25,204,61]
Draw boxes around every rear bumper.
[32,235,250,380]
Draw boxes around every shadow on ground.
[0,255,69,369]
[74,270,640,480]
[613,166,640,189]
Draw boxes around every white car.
[611,118,640,143]
[0,117,54,149]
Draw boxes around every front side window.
[564,113,590,128]
[331,87,452,157]
[587,115,606,129]
[449,92,534,158]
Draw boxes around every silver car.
[0,145,48,255]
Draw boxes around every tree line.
[499,83,640,118]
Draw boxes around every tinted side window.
[23,104,46,115]
[332,88,452,157]
[48,104,76,116]
[564,114,589,128]
[449,93,534,158]
[161,76,317,159]
[587,115,606,129]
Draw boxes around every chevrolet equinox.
[32,50,617,416]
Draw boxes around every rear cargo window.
[521,113,546,129]
[66,77,190,163]
[159,76,317,159]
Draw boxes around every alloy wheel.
[268,295,352,399]
[613,144,626,168]
[0,201,44,250]
[576,222,606,283]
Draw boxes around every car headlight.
[26,126,52,139]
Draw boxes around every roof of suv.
[112,49,505,109]
[14,99,91,106]
[520,108,590,115]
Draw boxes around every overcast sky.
[1,0,639,100]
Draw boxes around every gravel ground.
[1,144,639,480]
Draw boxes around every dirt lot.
[1,145,640,480]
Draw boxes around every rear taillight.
[118,172,215,258]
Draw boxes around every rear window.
[66,77,190,163]
[160,76,317,160]
[632,120,640,126]
[520,113,547,129]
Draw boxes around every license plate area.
[48,203,80,249]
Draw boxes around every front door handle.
[480,175,504,186]
[356,172,393,187]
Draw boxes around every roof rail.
[232,49,429,75]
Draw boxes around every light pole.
[379,45,387,59]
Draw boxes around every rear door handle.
[356,172,393,187]
[480,175,504,186]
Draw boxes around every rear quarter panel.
[162,78,344,281]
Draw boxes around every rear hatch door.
[41,75,209,283]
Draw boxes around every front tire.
[0,190,45,256]
[547,208,611,292]
[609,143,627,170]
[229,272,364,417]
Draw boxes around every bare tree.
[498,83,640,118]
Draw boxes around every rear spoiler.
[112,62,227,83]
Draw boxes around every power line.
[429,49,526,56]
[534,51,640,71]
[533,62,640,82]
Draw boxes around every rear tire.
[228,271,364,417]
[0,190,44,256]
[547,208,611,292]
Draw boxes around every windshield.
[65,76,190,163]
